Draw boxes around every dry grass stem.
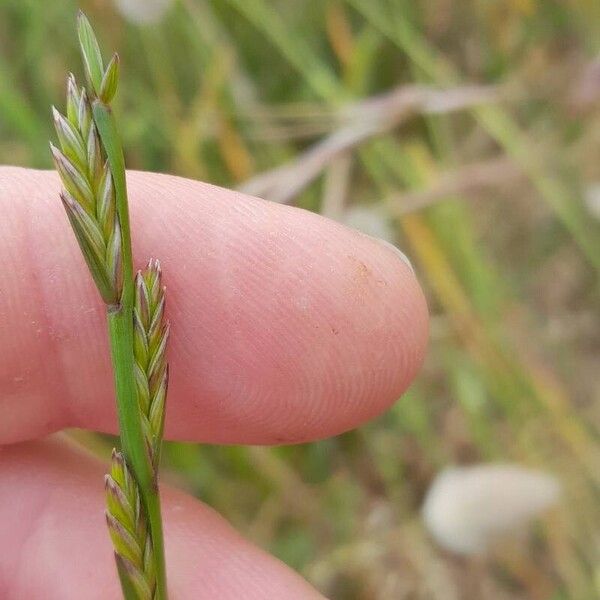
[384,156,524,216]
[240,84,497,204]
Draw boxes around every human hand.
[0,167,428,598]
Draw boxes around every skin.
[0,167,428,598]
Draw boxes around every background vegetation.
[2,0,599,597]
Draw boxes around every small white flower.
[113,0,173,25]
[422,464,561,556]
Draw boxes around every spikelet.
[105,450,156,599]
[134,259,169,470]
[51,72,122,305]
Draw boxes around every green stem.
[94,101,168,599]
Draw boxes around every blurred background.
[2,0,600,598]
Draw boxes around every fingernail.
[376,239,414,273]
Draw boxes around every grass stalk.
[50,12,168,598]
[94,107,167,590]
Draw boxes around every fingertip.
[0,168,428,445]
[128,172,428,442]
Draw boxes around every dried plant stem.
[50,12,168,599]
[240,84,497,204]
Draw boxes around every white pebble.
[422,464,561,555]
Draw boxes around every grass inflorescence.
[50,12,169,600]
